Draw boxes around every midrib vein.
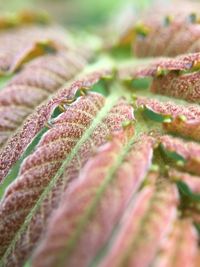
[54,132,137,267]
[0,89,120,266]
[54,117,152,267]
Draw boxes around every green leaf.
[177,181,200,202]
[142,106,172,123]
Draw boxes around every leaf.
[0,5,200,267]
[119,52,200,80]
[0,127,48,199]
[159,144,185,163]
[151,71,200,102]
[0,68,112,182]
[135,97,200,142]
[136,96,200,120]
[0,24,72,74]
[0,92,133,266]
[31,133,154,267]
[164,117,200,142]
[169,169,200,195]
[96,180,178,267]
[177,181,200,202]
[152,220,198,267]
[133,11,200,57]
[141,106,172,123]
[160,135,200,175]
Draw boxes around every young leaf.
[0,93,133,266]
[0,69,110,181]
[160,135,200,175]
[169,169,200,194]
[133,13,200,57]
[152,220,198,267]
[32,134,154,267]
[97,180,178,267]
[151,71,200,102]
[164,117,200,142]
[0,25,72,74]
[119,52,200,80]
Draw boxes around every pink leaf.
[98,180,178,267]
[31,134,154,267]
[153,220,198,267]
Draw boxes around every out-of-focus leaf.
[160,135,200,175]
[152,220,198,267]
[0,93,133,267]
[96,180,178,267]
[32,133,154,267]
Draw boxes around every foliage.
[0,1,200,267]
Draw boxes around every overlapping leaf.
[0,51,83,146]
[119,53,200,103]
[32,133,154,267]
[0,4,200,267]
[97,180,178,267]
[0,23,73,74]
[152,220,198,267]
[136,97,200,120]
[0,16,87,173]
[113,0,200,50]
[119,53,200,80]
[164,117,200,142]
[169,169,200,194]
[135,94,200,142]
[151,71,200,102]
[160,135,200,175]
[0,69,111,181]
[0,92,134,266]
[133,11,200,57]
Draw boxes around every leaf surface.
[0,25,72,74]
[0,66,111,182]
[0,92,133,266]
[32,133,154,267]
[98,180,178,267]
[151,71,200,102]
[133,13,200,57]
[160,135,200,175]
[152,220,198,267]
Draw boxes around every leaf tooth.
[65,69,112,101]
[32,134,153,267]
[152,220,198,267]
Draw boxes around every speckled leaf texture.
[1,3,200,267]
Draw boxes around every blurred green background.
[0,0,151,27]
